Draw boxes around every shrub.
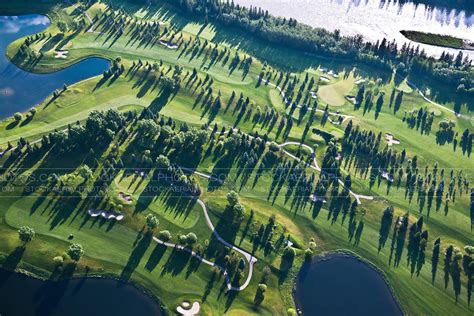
[158,230,172,242]
[67,243,84,262]
[53,256,64,266]
[13,112,22,121]
[18,226,35,244]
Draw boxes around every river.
[0,15,109,119]
[0,268,162,316]
[233,0,474,59]
[294,253,403,315]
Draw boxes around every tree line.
[161,0,473,101]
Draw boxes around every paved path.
[212,127,372,204]
[392,69,461,117]
[152,198,256,291]
[278,141,321,170]
[65,0,102,33]
[276,140,372,204]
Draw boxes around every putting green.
[318,73,356,106]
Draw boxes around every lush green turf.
[318,72,356,106]
[0,1,473,316]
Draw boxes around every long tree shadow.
[121,232,152,281]
[160,247,191,277]
[0,246,25,276]
[145,243,167,272]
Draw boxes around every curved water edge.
[0,266,165,316]
[0,14,110,119]
[233,0,474,59]
[293,251,404,316]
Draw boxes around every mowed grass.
[0,0,473,315]
[318,72,356,106]
[199,171,473,315]
[0,174,281,314]
[0,76,154,147]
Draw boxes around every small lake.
[0,15,109,119]
[294,253,403,316]
[0,268,163,316]
[233,0,474,59]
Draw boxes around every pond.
[294,253,403,316]
[0,15,110,119]
[0,268,163,316]
[233,0,474,59]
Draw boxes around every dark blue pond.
[0,15,109,119]
[294,253,403,316]
[0,268,162,316]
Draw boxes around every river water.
[294,253,403,315]
[0,268,162,316]
[233,0,474,59]
[0,15,109,119]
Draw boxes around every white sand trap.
[88,209,124,221]
[54,51,69,59]
[385,133,401,146]
[177,301,200,315]
[310,194,327,203]
[355,79,366,85]
[118,192,133,203]
[319,76,330,82]
[310,91,317,99]
[381,171,394,182]
[160,40,178,49]
[328,70,339,78]
[345,95,356,104]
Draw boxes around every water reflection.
[0,15,109,119]
[233,0,474,58]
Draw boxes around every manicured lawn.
[0,0,473,315]
[317,72,356,106]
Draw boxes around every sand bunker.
[345,95,356,104]
[319,76,330,82]
[385,133,401,146]
[54,51,69,59]
[88,209,124,221]
[176,301,200,315]
[160,40,178,49]
[355,79,366,85]
[381,171,394,182]
[310,194,327,203]
[118,191,132,203]
[328,70,339,78]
